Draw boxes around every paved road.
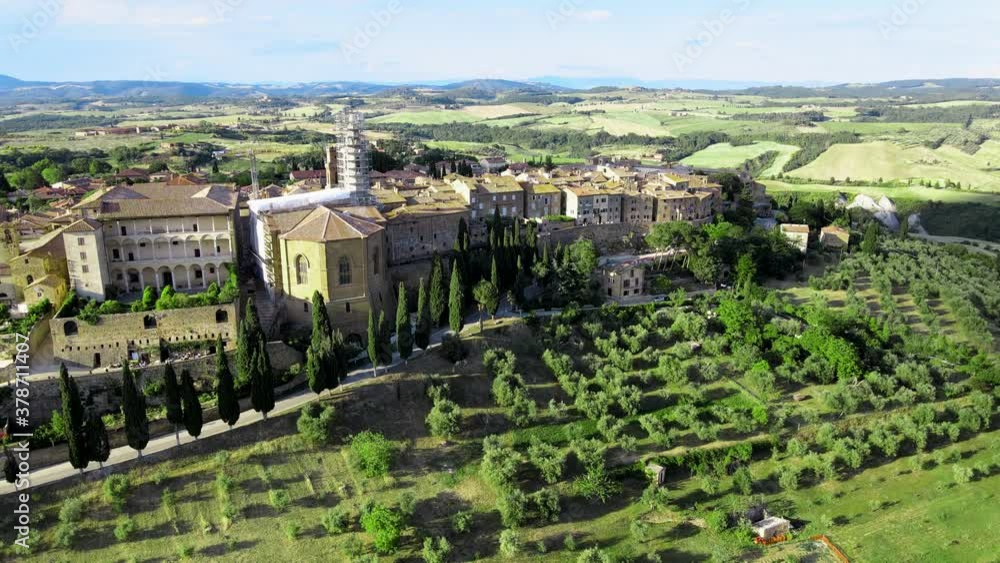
[0,294,695,496]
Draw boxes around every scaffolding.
[335,110,376,206]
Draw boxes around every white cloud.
[576,9,611,23]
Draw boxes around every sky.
[2,0,999,85]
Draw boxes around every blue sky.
[2,0,998,84]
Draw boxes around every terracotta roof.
[290,170,326,180]
[63,218,102,233]
[280,207,383,242]
[74,183,237,219]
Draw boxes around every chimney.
[325,144,338,189]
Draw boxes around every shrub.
[563,533,578,552]
[322,507,350,535]
[54,522,78,548]
[440,333,467,363]
[481,435,523,489]
[350,431,394,478]
[360,503,404,554]
[422,536,452,563]
[399,491,417,519]
[527,439,567,484]
[114,515,136,542]
[284,521,302,540]
[59,498,85,524]
[269,489,291,513]
[953,464,974,485]
[533,488,561,523]
[103,474,130,512]
[507,387,537,427]
[705,509,729,533]
[497,488,528,528]
[297,403,336,446]
[577,547,612,563]
[426,398,462,438]
[499,529,520,559]
[452,510,473,534]
[631,519,650,542]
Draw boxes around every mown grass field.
[786,141,1000,192]
[681,141,800,174]
[762,179,1000,206]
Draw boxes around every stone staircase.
[254,295,280,339]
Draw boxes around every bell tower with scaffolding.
[332,109,376,206]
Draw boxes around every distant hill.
[0,76,565,103]
[717,78,1000,101]
[1,75,998,103]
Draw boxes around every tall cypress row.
[396,283,413,363]
[429,252,447,327]
[414,277,432,350]
[449,259,465,333]
[58,363,88,473]
[180,369,203,439]
[329,329,348,391]
[162,363,184,445]
[121,361,149,457]
[215,335,240,429]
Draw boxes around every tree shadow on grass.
[199,538,260,558]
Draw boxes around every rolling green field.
[787,141,1000,192]
[762,179,1000,206]
[681,141,800,174]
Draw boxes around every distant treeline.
[372,122,676,157]
[0,114,117,132]
[855,104,1000,123]
[498,94,585,105]
[728,110,829,124]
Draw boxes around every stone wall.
[50,303,239,368]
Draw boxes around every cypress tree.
[120,361,149,458]
[215,335,240,429]
[251,347,274,420]
[85,412,111,469]
[368,307,379,375]
[415,278,432,350]
[449,259,465,333]
[430,253,447,327]
[396,283,413,363]
[305,345,326,394]
[237,298,263,388]
[180,370,203,439]
[377,310,393,367]
[329,329,347,391]
[490,254,500,292]
[3,447,17,484]
[58,363,88,474]
[457,218,470,253]
[163,363,183,445]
